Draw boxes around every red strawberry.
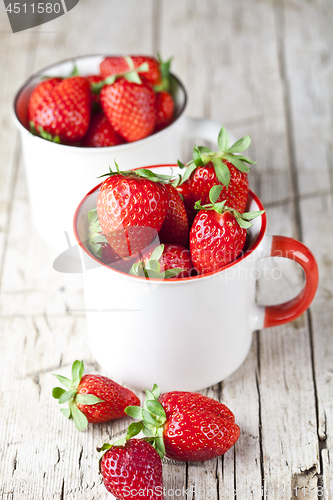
[155,91,174,131]
[31,76,91,143]
[27,77,62,122]
[190,186,264,275]
[100,55,161,86]
[86,74,104,107]
[87,208,134,272]
[96,164,169,258]
[82,113,125,148]
[125,384,240,462]
[99,439,164,500]
[158,183,189,247]
[175,178,197,226]
[130,243,194,279]
[100,77,156,142]
[179,126,255,213]
[52,360,140,431]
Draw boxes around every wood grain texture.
[0,0,332,498]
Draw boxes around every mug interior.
[73,165,267,281]
[13,54,187,142]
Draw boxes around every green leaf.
[227,135,251,153]
[126,421,144,440]
[213,201,227,214]
[142,409,159,426]
[144,269,165,279]
[209,185,223,204]
[146,400,166,419]
[145,260,161,273]
[69,64,80,77]
[52,387,66,399]
[75,394,104,405]
[97,443,113,453]
[145,389,156,401]
[193,146,204,167]
[125,406,143,420]
[241,210,265,220]
[217,126,230,152]
[52,374,72,389]
[181,161,197,184]
[135,62,149,73]
[213,157,231,188]
[72,360,84,385]
[223,154,251,173]
[129,263,141,276]
[88,208,98,225]
[70,402,88,432]
[234,155,256,165]
[151,384,160,400]
[61,408,71,419]
[113,438,127,446]
[149,245,164,263]
[164,268,183,278]
[142,426,156,438]
[197,146,213,154]
[59,388,77,405]
[124,70,142,84]
[177,160,186,169]
[124,55,135,71]
[155,437,166,460]
[235,216,253,229]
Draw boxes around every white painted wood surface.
[0,0,332,498]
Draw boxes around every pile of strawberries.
[27,55,174,147]
[88,126,264,277]
[53,361,240,499]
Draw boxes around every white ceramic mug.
[12,54,223,251]
[73,165,319,392]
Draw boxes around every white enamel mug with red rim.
[73,165,319,392]
[12,54,223,252]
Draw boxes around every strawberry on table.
[99,438,164,500]
[52,360,140,431]
[82,113,125,147]
[158,183,189,247]
[178,126,255,213]
[96,163,170,258]
[31,76,91,143]
[124,384,240,462]
[190,185,264,275]
[130,243,193,279]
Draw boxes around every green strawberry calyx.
[98,160,174,185]
[154,53,173,93]
[91,56,149,94]
[178,126,256,188]
[30,121,60,143]
[52,360,104,432]
[195,185,265,229]
[129,244,183,279]
[87,208,108,259]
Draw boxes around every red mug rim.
[12,54,187,152]
[73,164,267,282]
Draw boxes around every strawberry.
[190,186,264,275]
[130,243,193,279]
[86,74,104,108]
[27,77,62,123]
[178,126,256,213]
[158,183,189,247]
[175,178,197,226]
[100,55,162,86]
[125,384,240,462]
[82,113,125,148]
[87,208,134,272]
[99,438,164,500]
[31,76,91,143]
[52,360,140,431]
[155,91,174,131]
[96,163,169,258]
[100,77,156,142]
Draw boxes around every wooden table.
[0,0,332,498]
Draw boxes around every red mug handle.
[253,235,319,329]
